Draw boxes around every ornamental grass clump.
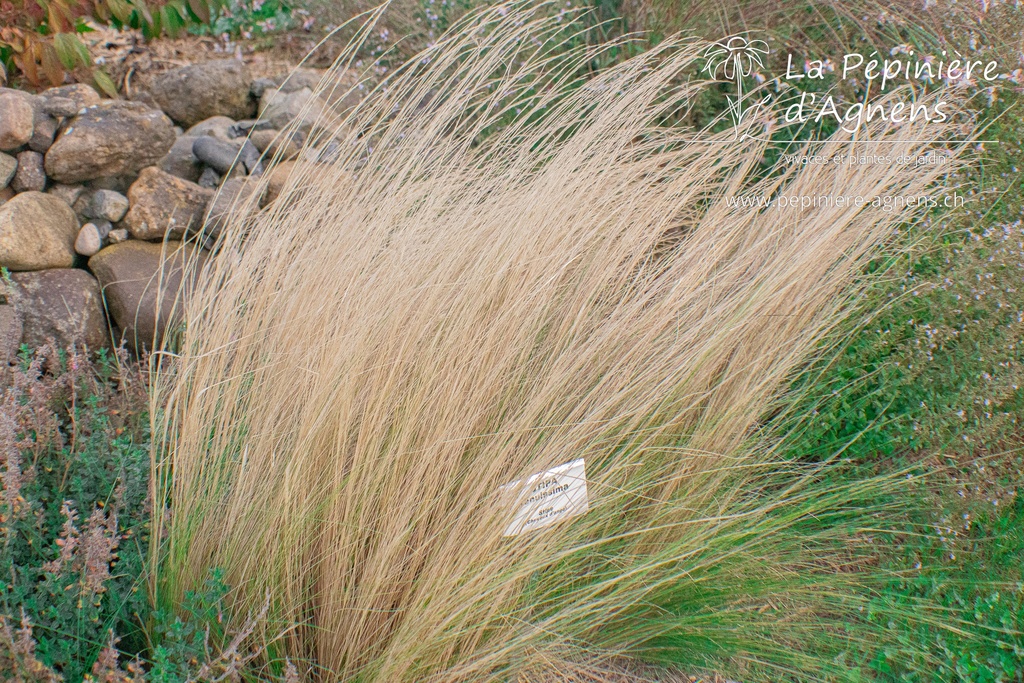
[153,4,974,680]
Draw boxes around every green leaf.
[52,33,91,70]
[131,0,155,28]
[159,6,176,37]
[92,68,118,97]
[142,7,161,38]
[106,0,135,23]
[187,0,211,24]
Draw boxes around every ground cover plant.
[0,342,299,681]
[0,343,151,680]
[777,88,1024,682]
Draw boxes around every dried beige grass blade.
[153,4,969,681]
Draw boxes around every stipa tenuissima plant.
[152,4,980,681]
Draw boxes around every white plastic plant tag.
[501,458,589,537]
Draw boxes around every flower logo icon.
[703,35,770,130]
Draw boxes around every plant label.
[501,458,589,537]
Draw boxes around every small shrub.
[0,343,151,681]
[775,89,1024,681]
[0,0,225,89]
[190,0,294,40]
[784,91,1024,462]
[0,344,281,682]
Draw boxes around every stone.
[251,129,300,161]
[273,68,361,110]
[28,111,57,152]
[10,269,108,351]
[0,192,78,270]
[0,187,14,205]
[89,240,208,352]
[122,166,213,240]
[74,221,108,256]
[0,297,21,363]
[239,140,262,175]
[249,129,275,152]
[86,189,129,222]
[85,175,131,193]
[72,190,92,218]
[47,183,85,207]
[230,119,275,137]
[159,135,203,182]
[0,153,16,188]
[39,96,79,119]
[264,160,297,204]
[37,84,100,117]
[107,227,128,244]
[264,161,336,206]
[44,100,176,184]
[148,60,255,128]
[11,151,45,193]
[188,135,259,176]
[258,87,324,134]
[0,92,34,151]
[185,115,237,142]
[197,167,221,188]
[230,120,278,142]
[130,90,161,112]
[250,78,277,100]
[204,176,265,239]
[0,88,36,105]
[273,67,324,93]
[323,86,362,113]
[192,136,243,175]
[227,161,246,179]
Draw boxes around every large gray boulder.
[0,192,79,270]
[122,167,213,240]
[148,60,255,128]
[89,240,207,352]
[44,101,176,184]
[10,269,108,351]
